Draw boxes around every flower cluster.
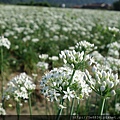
[115,103,120,113]
[84,62,119,97]
[37,61,49,70]
[107,41,120,58]
[0,36,11,49]
[4,72,36,102]
[0,103,6,115]
[59,41,96,70]
[40,67,91,102]
[59,50,89,70]
[75,40,95,53]
[108,27,119,33]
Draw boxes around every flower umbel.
[40,67,91,102]
[84,62,119,97]
[0,36,11,49]
[4,72,36,102]
[0,103,6,115]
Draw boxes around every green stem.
[85,98,89,115]
[66,99,69,115]
[56,99,64,120]
[70,98,75,120]
[114,94,117,115]
[16,101,20,120]
[28,93,32,120]
[76,100,80,115]
[1,47,4,108]
[99,97,106,116]
[68,69,76,86]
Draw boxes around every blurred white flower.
[39,54,49,60]
[4,72,36,102]
[0,103,6,115]
[37,62,48,70]
[0,36,11,49]
[115,103,120,112]
[49,56,59,61]
[32,38,39,43]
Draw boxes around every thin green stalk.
[99,97,106,116]
[66,99,69,115]
[114,94,117,115]
[56,99,64,120]
[70,98,75,120]
[76,100,80,115]
[68,69,76,86]
[85,98,89,115]
[16,101,21,120]
[28,93,32,120]
[1,47,4,109]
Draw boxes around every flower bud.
[100,86,105,92]
[111,90,116,96]
[102,81,106,86]
[108,81,114,88]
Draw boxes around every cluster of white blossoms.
[37,61,49,70]
[59,41,96,70]
[75,40,95,53]
[4,72,36,102]
[40,40,96,103]
[0,103,6,115]
[84,62,119,97]
[115,103,120,113]
[107,41,120,58]
[0,36,11,49]
[40,67,91,102]
[59,50,90,70]
[108,27,119,33]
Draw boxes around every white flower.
[110,90,116,96]
[59,50,87,69]
[100,86,105,92]
[49,56,59,61]
[37,62,48,70]
[0,36,11,49]
[40,67,91,103]
[85,62,119,97]
[32,38,39,43]
[4,72,36,102]
[39,54,49,60]
[0,103,6,115]
[115,103,120,112]
[108,27,119,33]
[63,87,75,101]
[75,40,95,53]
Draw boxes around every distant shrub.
[17,2,51,7]
[113,0,120,11]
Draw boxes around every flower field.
[0,4,120,119]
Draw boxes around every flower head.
[59,50,88,70]
[0,103,6,115]
[40,67,91,102]
[75,40,95,53]
[4,72,36,102]
[84,63,119,97]
[0,36,11,49]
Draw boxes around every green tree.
[113,0,120,11]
